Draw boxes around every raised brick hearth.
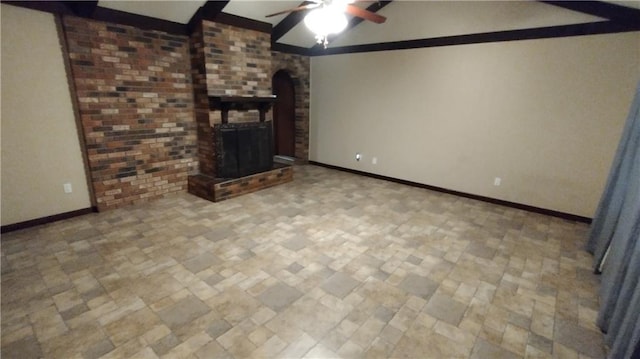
[188,164,293,202]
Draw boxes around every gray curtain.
[586,81,640,358]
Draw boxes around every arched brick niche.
[271,52,310,161]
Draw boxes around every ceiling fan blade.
[345,4,386,23]
[265,4,319,18]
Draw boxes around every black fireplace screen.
[215,122,273,178]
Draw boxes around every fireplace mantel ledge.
[208,96,277,123]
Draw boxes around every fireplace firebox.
[215,122,273,178]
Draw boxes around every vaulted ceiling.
[7,1,640,56]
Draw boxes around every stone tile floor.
[1,165,606,358]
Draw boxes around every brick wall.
[189,22,216,177]
[63,16,197,210]
[272,51,310,160]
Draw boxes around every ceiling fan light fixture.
[304,6,348,48]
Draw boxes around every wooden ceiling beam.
[214,13,271,34]
[271,1,315,43]
[540,1,640,27]
[63,1,98,17]
[3,1,75,16]
[4,1,188,35]
[309,20,639,56]
[187,1,270,35]
[188,0,230,34]
[91,7,187,35]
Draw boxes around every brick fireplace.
[61,15,306,210]
[187,20,293,202]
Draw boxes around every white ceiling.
[96,0,636,50]
[223,1,305,26]
[609,1,640,9]
[100,0,206,24]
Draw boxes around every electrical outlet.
[493,177,501,186]
[63,183,73,193]
[355,153,361,161]
[372,157,377,165]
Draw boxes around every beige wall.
[310,32,640,217]
[1,4,91,226]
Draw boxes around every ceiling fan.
[266,0,387,48]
